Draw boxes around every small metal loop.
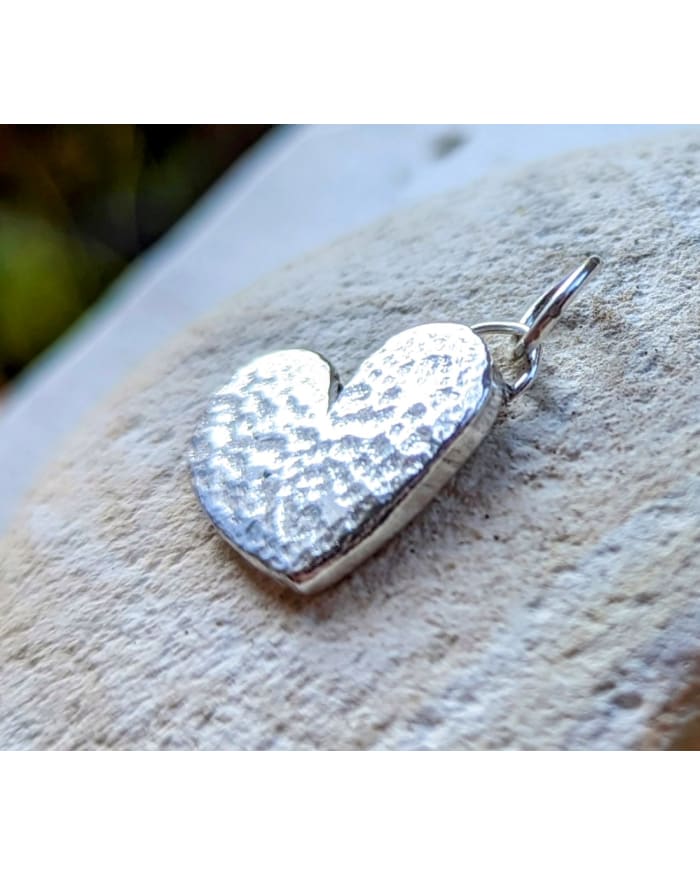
[471,321,542,402]
[513,255,601,359]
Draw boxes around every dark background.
[0,124,271,389]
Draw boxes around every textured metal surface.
[190,323,500,592]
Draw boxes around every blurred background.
[0,124,271,390]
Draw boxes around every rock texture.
[1,131,699,749]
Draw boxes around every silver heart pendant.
[189,257,600,593]
[190,324,500,593]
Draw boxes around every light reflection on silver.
[190,323,499,593]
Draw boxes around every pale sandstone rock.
[1,131,699,749]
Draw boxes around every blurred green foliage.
[0,125,269,387]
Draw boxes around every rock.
[1,131,699,749]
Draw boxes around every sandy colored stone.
[1,131,699,749]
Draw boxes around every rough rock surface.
[1,131,699,749]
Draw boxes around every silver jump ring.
[471,321,541,402]
[513,254,601,359]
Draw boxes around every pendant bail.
[470,321,541,402]
[513,255,601,360]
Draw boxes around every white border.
[2,2,699,121]
[2,753,698,874]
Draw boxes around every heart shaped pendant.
[191,323,499,593]
[190,257,601,593]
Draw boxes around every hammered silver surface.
[190,322,497,591]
